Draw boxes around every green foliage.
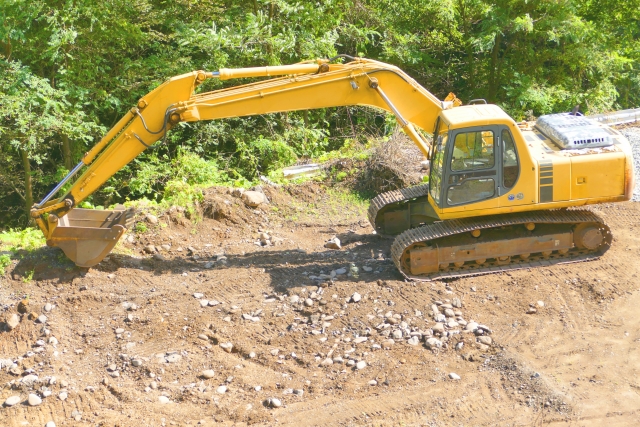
[0,0,638,229]
[134,222,147,234]
[22,269,34,283]
[0,254,10,276]
[0,228,46,252]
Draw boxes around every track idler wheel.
[574,223,604,250]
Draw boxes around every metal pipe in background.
[588,108,640,126]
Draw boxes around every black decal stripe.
[540,186,553,202]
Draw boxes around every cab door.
[442,126,501,211]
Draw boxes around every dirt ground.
[1,183,640,427]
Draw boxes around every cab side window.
[502,129,519,189]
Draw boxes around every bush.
[0,228,46,251]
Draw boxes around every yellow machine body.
[429,104,634,221]
[30,57,634,270]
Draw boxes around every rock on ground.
[242,191,266,207]
[28,393,42,406]
[4,395,21,406]
[6,313,20,330]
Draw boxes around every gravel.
[621,128,640,201]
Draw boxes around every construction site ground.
[2,137,640,426]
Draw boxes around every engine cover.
[535,113,615,150]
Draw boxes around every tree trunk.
[20,149,33,221]
[487,32,502,102]
[457,1,475,95]
[2,35,11,60]
[252,0,258,14]
[62,134,72,170]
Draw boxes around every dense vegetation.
[1,0,639,227]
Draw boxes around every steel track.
[367,184,430,233]
[390,209,611,281]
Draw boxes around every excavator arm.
[31,57,458,267]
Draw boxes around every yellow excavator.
[31,57,635,280]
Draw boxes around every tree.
[0,59,102,223]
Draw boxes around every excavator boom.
[32,57,456,267]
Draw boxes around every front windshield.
[429,131,448,206]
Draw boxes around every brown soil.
[1,185,640,427]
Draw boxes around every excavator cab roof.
[440,104,514,129]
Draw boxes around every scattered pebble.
[477,336,492,345]
[449,372,461,380]
[351,292,362,303]
[266,397,282,408]
[4,395,20,406]
[425,337,442,349]
[45,422,56,427]
[216,385,228,394]
[324,237,341,250]
[44,303,52,312]
[165,354,182,363]
[407,336,420,346]
[356,361,367,370]
[202,370,215,379]
[220,342,233,353]
[158,396,170,404]
[28,393,42,406]
[6,313,20,330]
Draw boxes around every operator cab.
[429,105,521,210]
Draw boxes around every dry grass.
[356,130,426,193]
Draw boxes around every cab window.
[451,130,494,171]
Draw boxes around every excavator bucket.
[46,205,135,268]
